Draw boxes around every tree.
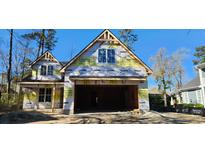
[7,29,13,103]
[45,29,57,51]
[169,49,187,90]
[151,48,187,107]
[150,48,172,107]
[119,29,138,50]
[22,29,57,58]
[193,46,205,65]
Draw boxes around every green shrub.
[194,103,204,109]
[178,103,204,109]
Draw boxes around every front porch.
[20,81,64,112]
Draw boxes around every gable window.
[98,49,115,63]
[38,88,52,102]
[48,66,54,75]
[107,49,115,63]
[98,49,106,63]
[40,65,47,75]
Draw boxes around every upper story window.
[107,49,115,63]
[40,65,54,76]
[98,49,106,63]
[40,65,47,75]
[98,49,115,64]
[48,66,54,75]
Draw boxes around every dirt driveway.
[1,110,205,124]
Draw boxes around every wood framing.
[30,51,62,67]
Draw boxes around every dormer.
[30,51,63,81]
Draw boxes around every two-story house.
[20,29,153,114]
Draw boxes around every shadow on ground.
[0,111,58,124]
[67,111,205,124]
[1,111,205,124]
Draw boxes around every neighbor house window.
[98,49,106,63]
[40,65,47,75]
[38,88,52,102]
[107,49,115,63]
[48,66,54,75]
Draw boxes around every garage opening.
[74,85,138,113]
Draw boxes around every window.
[40,65,47,75]
[48,66,54,75]
[38,88,52,102]
[98,49,106,63]
[45,88,52,102]
[39,88,45,102]
[98,49,115,63]
[40,65,54,75]
[107,49,115,63]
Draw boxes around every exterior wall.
[63,77,74,114]
[198,68,205,105]
[22,86,62,109]
[62,78,150,112]
[63,41,150,112]
[31,60,62,81]
[180,89,202,104]
[138,80,150,110]
[23,88,38,109]
[66,42,147,77]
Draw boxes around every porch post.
[51,85,56,112]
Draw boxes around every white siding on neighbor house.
[181,89,202,104]
[188,91,197,103]
[196,90,202,104]
[201,68,205,85]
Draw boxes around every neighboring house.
[0,72,7,85]
[0,73,7,96]
[20,29,153,114]
[172,63,205,106]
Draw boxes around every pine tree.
[22,29,57,58]
[193,46,205,65]
[119,29,138,50]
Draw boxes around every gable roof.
[60,29,153,74]
[30,51,62,67]
[180,76,200,91]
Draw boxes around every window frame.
[98,49,106,63]
[98,48,115,64]
[107,49,115,63]
[48,65,54,75]
[38,88,52,102]
[40,65,47,75]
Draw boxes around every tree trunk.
[41,29,45,55]
[163,93,167,107]
[162,77,167,108]
[37,39,42,58]
[7,29,13,104]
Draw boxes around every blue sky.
[1,29,205,88]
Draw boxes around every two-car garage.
[74,85,139,113]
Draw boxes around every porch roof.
[19,81,65,85]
